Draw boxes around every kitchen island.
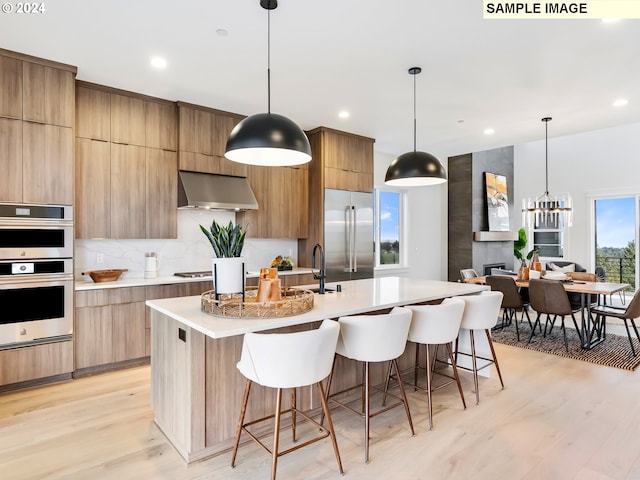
[146,277,487,462]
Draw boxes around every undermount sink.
[307,287,335,293]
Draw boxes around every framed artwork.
[484,172,510,231]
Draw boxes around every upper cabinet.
[306,127,374,193]
[0,49,76,205]
[74,82,177,239]
[177,102,246,177]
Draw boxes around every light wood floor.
[2,341,640,480]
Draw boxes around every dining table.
[464,275,630,350]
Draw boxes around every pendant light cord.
[413,71,417,152]
[543,117,551,196]
[267,6,271,114]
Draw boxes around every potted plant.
[200,220,247,295]
[514,227,536,280]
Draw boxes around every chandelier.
[522,117,573,229]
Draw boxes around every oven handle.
[0,274,73,287]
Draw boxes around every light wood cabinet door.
[113,301,146,363]
[212,112,239,157]
[22,122,73,204]
[0,55,22,119]
[145,101,177,151]
[75,305,113,369]
[75,138,110,239]
[0,341,73,386]
[111,93,145,146]
[237,165,270,238]
[22,62,74,127]
[0,117,22,202]
[179,105,213,154]
[75,85,110,141]
[111,143,145,238]
[145,147,177,239]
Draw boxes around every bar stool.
[404,298,467,430]
[231,320,343,480]
[325,306,414,464]
[455,291,504,405]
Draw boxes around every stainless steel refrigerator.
[324,188,374,282]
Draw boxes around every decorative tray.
[201,286,314,319]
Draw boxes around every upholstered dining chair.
[486,275,532,341]
[592,288,640,356]
[565,271,599,311]
[528,279,582,352]
[459,269,479,282]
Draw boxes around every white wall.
[513,121,640,271]
[374,150,448,280]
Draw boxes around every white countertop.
[146,277,488,339]
[75,267,314,291]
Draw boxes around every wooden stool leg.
[485,329,504,388]
[231,379,252,468]
[393,359,415,437]
[291,387,297,442]
[425,344,434,430]
[469,330,480,405]
[446,342,466,410]
[271,388,283,480]
[317,381,344,474]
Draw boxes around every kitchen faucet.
[312,243,326,294]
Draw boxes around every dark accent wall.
[447,146,515,281]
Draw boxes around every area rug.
[490,321,640,371]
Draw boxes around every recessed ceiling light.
[613,98,628,107]
[216,28,229,37]
[484,128,495,135]
[150,56,167,69]
[602,18,621,23]
[338,111,350,119]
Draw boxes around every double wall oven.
[0,203,73,348]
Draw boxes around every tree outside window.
[377,190,401,266]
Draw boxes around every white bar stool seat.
[404,298,467,430]
[231,319,343,480]
[325,306,415,464]
[455,291,505,405]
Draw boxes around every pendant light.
[522,117,573,228]
[225,0,311,166]
[384,67,447,186]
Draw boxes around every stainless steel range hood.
[178,170,259,210]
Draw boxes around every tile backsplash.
[75,210,298,281]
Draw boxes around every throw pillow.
[549,262,576,273]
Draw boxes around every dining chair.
[231,319,343,480]
[459,269,479,282]
[528,279,582,352]
[486,275,532,341]
[592,288,640,356]
[565,271,599,311]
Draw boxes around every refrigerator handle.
[345,206,352,272]
[352,205,357,272]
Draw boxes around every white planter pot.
[212,257,246,294]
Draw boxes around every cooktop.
[174,271,211,278]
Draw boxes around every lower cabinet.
[75,281,212,372]
[75,287,146,371]
[0,340,73,387]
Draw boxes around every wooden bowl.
[82,269,128,283]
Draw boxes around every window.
[594,196,636,290]
[375,189,403,267]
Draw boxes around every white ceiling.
[1,0,639,158]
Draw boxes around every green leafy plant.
[200,220,247,258]
[514,227,537,262]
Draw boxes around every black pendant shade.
[225,113,311,166]
[385,66,447,187]
[224,0,311,167]
[384,150,447,186]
